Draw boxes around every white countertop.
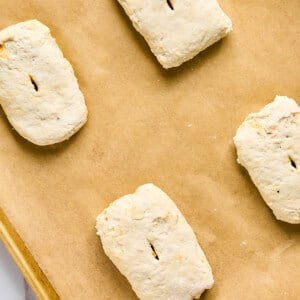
[0,241,36,300]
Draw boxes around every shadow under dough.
[0,106,85,157]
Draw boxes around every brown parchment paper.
[0,1,299,299]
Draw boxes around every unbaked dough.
[117,0,232,68]
[96,184,214,300]
[0,20,87,146]
[234,96,300,224]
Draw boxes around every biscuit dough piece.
[234,96,300,224]
[0,20,87,146]
[117,0,232,68]
[96,184,214,300]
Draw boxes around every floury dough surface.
[0,20,87,146]
[234,96,300,224]
[117,0,232,68]
[96,184,214,300]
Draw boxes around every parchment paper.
[0,1,299,299]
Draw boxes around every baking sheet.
[0,207,58,299]
[0,0,299,299]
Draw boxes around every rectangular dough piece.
[117,0,232,68]
[0,20,87,146]
[234,96,300,224]
[96,184,214,300]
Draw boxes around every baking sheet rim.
[0,207,58,299]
